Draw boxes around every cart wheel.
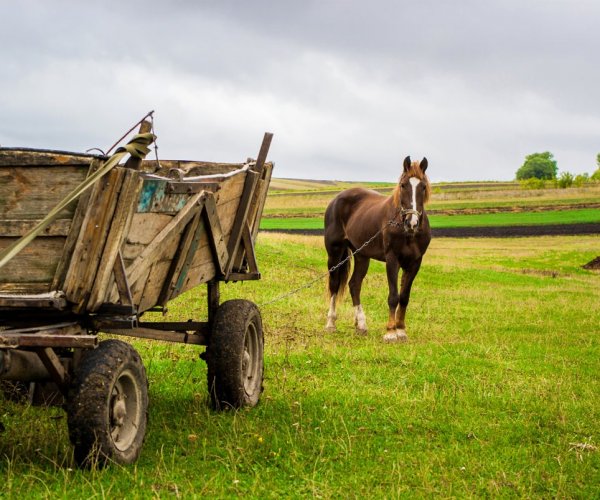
[67,340,148,467]
[207,300,264,410]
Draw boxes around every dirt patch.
[583,256,600,270]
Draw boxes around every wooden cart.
[0,122,273,466]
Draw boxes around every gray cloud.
[1,0,599,182]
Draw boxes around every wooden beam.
[102,327,207,346]
[87,169,142,310]
[0,334,96,349]
[203,193,228,275]
[34,348,67,386]
[157,209,204,306]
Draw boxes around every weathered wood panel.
[0,237,65,292]
[0,166,89,219]
[0,219,71,237]
[0,149,100,167]
[140,159,246,176]
[87,170,143,310]
[63,168,125,311]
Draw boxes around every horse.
[324,156,431,343]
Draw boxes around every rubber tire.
[207,300,264,410]
[67,339,148,468]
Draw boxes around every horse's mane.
[392,160,431,208]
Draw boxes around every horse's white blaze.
[354,304,367,332]
[326,294,337,330]
[408,177,420,228]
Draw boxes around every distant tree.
[597,153,600,168]
[516,152,558,180]
[591,168,600,181]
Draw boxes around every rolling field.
[263,181,600,229]
[1,232,599,498]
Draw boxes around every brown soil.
[265,223,600,238]
[583,256,600,270]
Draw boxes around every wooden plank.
[0,293,67,310]
[87,169,142,310]
[142,160,246,176]
[124,191,205,288]
[225,170,259,277]
[0,166,89,219]
[101,327,207,345]
[62,168,126,311]
[0,334,97,349]
[240,223,258,274]
[0,149,99,167]
[0,219,71,237]
[203,194,228,275]
[157,210,203,306]
[52,158,104,290]
[0,283,51,294]
[112,251,133,307]
[0,237,65,286]
[138,260,172,312]
[35,347,67,385]
[231,161,273,272]
[250,162,273,240]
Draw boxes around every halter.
[388,207,422,230]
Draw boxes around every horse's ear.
[420,157,428,172]
[403,156,411,173]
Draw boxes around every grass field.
[260,208,600,231]
[1,233,599,498]
[263,182,600,220]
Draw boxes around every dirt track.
[262,223,600,238]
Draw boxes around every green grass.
[260,208,600,231]
[1,233,599,497]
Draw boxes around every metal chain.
[260,221,389,308]
[259,204,425,307]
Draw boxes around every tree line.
[515,152,600,188]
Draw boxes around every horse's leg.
[348,255,370,334]
[383,255,404,342]
[325,241,348,332]
[393,258,423,341]
[326,294,337,332]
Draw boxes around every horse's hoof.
[395,329,408,342]
[355,327,368,336]
[325,325,337,333]
[383,331,399,343]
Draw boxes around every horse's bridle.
[388,207,422,230]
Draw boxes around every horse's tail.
[327,245,351,304]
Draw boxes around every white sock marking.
[326,294,337,330]
[354,304,367,331]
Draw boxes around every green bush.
[591,168,600,181]
[519,177,547,190]
[573,173,589,187]
[557,171,574,189]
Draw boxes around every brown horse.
[324,156,431,342]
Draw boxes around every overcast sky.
[1,0,599,182]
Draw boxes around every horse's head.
[393,156,430,234]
